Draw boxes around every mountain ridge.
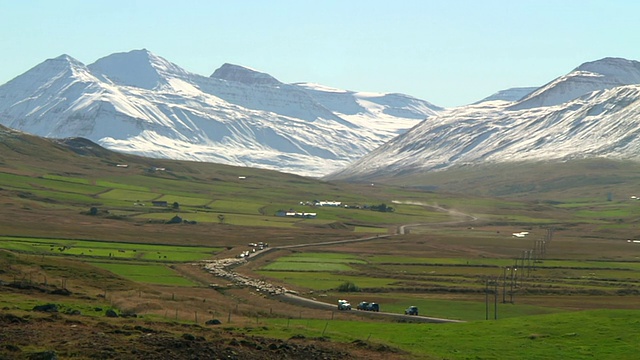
[0,49,439,177]
[327,57,640,181]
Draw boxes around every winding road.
[201,201,478,323]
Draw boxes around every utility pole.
[502,267,509,303]
[510,267,517,303]
[485,279,489,320]
[494,279,498,320]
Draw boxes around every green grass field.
[259,252,369,276]
[253,309,640,359]
[90,262,198,286]
[0,236,222,262]
[256,270,399,290]
[277,252,368,264]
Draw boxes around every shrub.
[337,281,360,292]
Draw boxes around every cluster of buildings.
[275,210,317,218]
[276,200,346,219]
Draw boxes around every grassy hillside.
[2,126,640,359]
[346,158,640,201]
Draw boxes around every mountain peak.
[39,54,87,73]
[511,57,640,110]
[53,54,83,64]
[210,63,281,85]
[574,57,640,82]
[88,49,189,89]
[0,53,89,89]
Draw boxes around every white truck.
[337,299,352,310]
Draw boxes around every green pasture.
[259,249,640,302]
[375,264,503,277]
[313,206,448,224]
[575,206,640,219]
[261,262,354,272]
[90,262,198,286]
[29,177,106,194]
[98,188,158,202]
[254,310,640,359]
[0,293,110,315]
[104,175,215,194]
[256,271,397,290]
[135,212,300,227]
[205,199,263,214]
[366,255,514,267]
[0,168,536,231]
[260,252,367,271]
[536,259,640,271]
[24,188,100,205]
[279,252,368,264]
[42,174,91,184]
[338,293,564,320]
[155,194,211,207]
[555,199,613,208]
[598,223,636,230]
[353,226,388,233]
[0,236,221,262]
[0,173,105,195]
[0,173,34,190]
[95,180,149,191]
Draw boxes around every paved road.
[278,292,464,323]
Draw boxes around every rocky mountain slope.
[0,49,440,177]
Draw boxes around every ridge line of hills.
[2,50,640,187]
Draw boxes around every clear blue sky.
[1,0,639,107]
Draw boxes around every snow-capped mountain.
[0,49,440,177]
[327,57,640,181]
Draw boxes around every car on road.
[405,306,418,315]
[357,301,379,312]
[337,299,351,310]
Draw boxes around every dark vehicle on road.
[405,306,418,315]
[357,301,379,312]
